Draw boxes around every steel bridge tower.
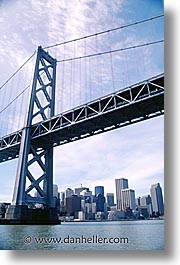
[5,46,59,224]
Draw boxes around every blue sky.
[0,0,164,202]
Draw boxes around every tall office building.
[94,194,105,212]
[75,185,89,196]
[95,186,104,197]
[150,183,164,216]
[65,188,74,198]
[66,195,81,216]
[136,197,141,206]
[140,195,152,207]
[121,189,136,211]
[115,178,128,210]
[106,193,115,207]
[94,186,105,212]
[53,184,58,198]
[60,192,65,206]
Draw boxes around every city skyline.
[0,0,164,203]
[58,178,164,204]
[56,178,164,221]
[0,178,164,221]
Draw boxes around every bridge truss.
[0,73,164,163]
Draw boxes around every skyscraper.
[94,186,105,212]
[140,195,152,207]
[75,185,89,195]
[115,178,128,210]
[150,183,164,216]
[65,188,74,198]
[53,184,58,198]
[136,197,141,206]
[60,192,65,206]
[94,194,105,212]
[121,189,136,211]
[95,186,104,197]
[106,193,115,207]
[66,195,81,216]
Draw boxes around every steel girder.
[0,73,164,164]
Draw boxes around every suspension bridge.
[0,15,164,224]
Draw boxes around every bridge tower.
[5,46,59,224]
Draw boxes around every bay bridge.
[0,15,164,224]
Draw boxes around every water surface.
[0,219,164,250]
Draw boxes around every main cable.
[0,51,36,91]
[0,85,30,115]
[43,14,164,50]
[56,40,164,63]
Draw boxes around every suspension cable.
[0,85,30,115]
[56,40,164,63]
[0,51,36,91]
[43,14,164,50]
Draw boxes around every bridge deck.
[0,74,164,163]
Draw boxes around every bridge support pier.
[5,205,59,224]
[5,46,59,224]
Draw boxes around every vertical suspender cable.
[79,46,82,105]
[88,53,92,101]
[6,72,15,134]
[72,41,75,108]
[84,37,87,103]
[108,31,115,93]
[95,34,100,97]
[70,57,73,109]
[61,44,66,113]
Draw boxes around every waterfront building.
[150,183,164,216]
[85,202,92,213]
[108,210,125,220]
[92,202,96,214]
[95,186,104,197]
[106,193,115,207]
[94,193,105,212]
[138,206,150,219]
[60,192,65,206]
[124,207,134,219]
[65,188,74,198]
[139,194,152,216]
[95,211,105,221]
[0,203,10,219]
[135,197,141,207]
[78,211,85,221]
[75,185,89,195]
[121,188,136,211]
[81,199,85,212]
[84,203,95,220]
[140,195,152,207]
[53,184,58,198]
[66,195,81,216]
[93,186,105,212]
[80,189,93,204]
[110,205,117,211]
[80,190,92,197]
[115,178,129,210]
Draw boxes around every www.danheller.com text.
[24,235,129,245]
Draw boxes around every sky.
[0,0,164,203]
